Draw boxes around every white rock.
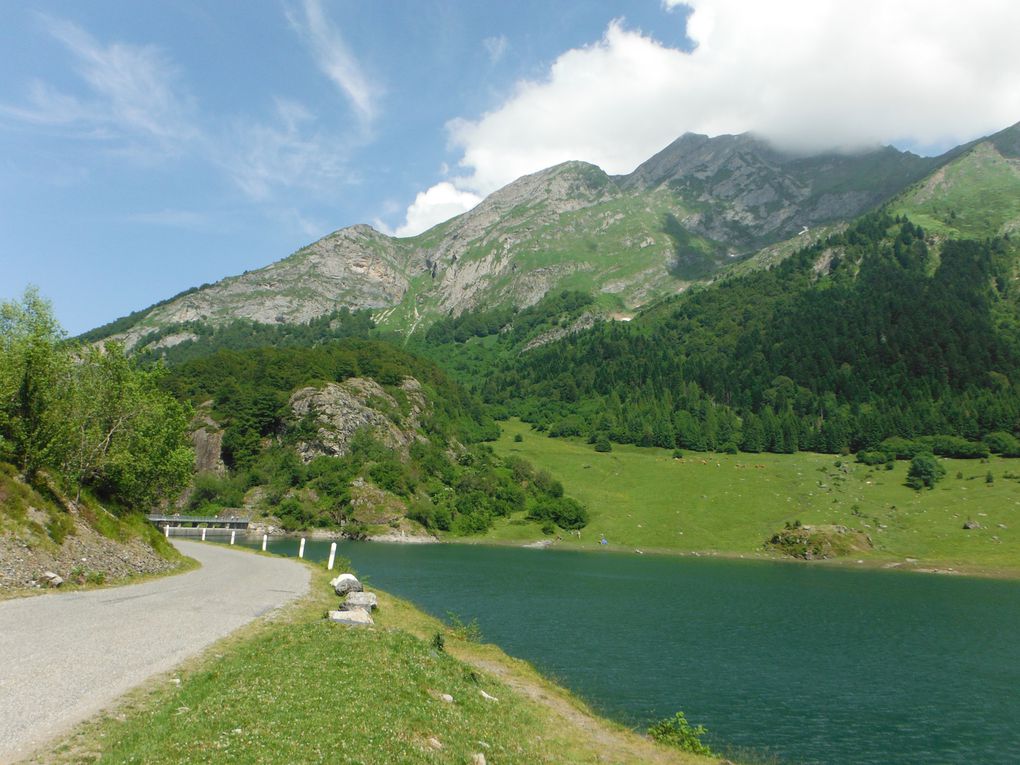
[328,609,374,627]
[427,737,443,750]
[341,591,378,612]
[440,693,454,703]
[479,690,499,702]
[41,571,63,587]
[471,754,487,765]
[330,573,363,596]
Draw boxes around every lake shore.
[33,551,713,765]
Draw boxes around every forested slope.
[454,214,1020,455]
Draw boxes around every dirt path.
[0,541,309,764]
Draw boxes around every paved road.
[0,540,310,764]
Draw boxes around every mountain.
[891,122,1020,239]
[84,126,1018,351]
[474,212,1020,455]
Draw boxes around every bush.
[513,433,523,443]
[528,496,590,530]
[647,711,713,756]
[594,434,612,452]
[878,437,925,460]
[907,452,946,490]
[856,450,892,466]
[919,435,989,459]
[985,431,1020,457]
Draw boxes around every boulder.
[331,573,363,596]
[963,520,981,530]
[341,591,378,612]
[328,609,374,627]
[41,571,64,588]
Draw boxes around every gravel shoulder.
[0,540,309,764]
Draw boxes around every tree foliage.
[0,289,193,509]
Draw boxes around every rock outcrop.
[289,376,428,462]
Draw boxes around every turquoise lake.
[243,537,1020,764]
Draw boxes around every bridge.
[146,514,250,536]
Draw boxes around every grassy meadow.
[486,420,1020,576]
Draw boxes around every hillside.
[439,213,1020,455]
[81,127,971,352]
[166,341,591,539]
[0,463,187,591]
[891,122,1020,239]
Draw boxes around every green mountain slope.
[891,122,1020,238]
[81,127,980,351]
[459,213,1020,454]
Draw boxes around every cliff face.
[289,377,429,462]
[89,127,1001,350]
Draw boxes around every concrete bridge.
[146,514,250,536]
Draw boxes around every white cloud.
[0,15,197,151]
[222,98,354,200]
[286,0,380,129]
[388,182,482,238]
[442,0,1020,198]
[483,35,509,64]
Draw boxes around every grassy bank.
[485,420,1020,576]
[36,556,713,765]
[0,463,195,599]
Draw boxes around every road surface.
[0,540,310,763]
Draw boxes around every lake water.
[243,537,1020,764]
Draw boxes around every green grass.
[892,142,1020,238]
[41,561,710,765]
[486,420,1020,576]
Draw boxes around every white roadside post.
[262,533,268,552]
[299,537,306,559]
[230,530,236,545]
[164,525,170,539]
[327,542,337,571]
[201,528,207,541]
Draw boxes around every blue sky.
[2,1,1018,334]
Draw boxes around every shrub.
[594,434,612,452]
[513,433,523,443]
[647,711,713,756]
[906,452,945,490]
[878,437,925,460]
[918,435,989,459]
[985,431,1020,457]
[528,496,590,530]
[430,631,445,652]
[856,450,891,466]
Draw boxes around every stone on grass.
[439,693,454,703]
[328,609,374,627]
[479,689,499,702]
[427,737,443,750]
[341,591,378,612]
[471,754,487,765]
[331,573,363,596]
[963,520,981,530]
[41,571,63,587]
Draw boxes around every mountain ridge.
[85,123,1018,352]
